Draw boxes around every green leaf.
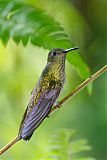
[67,52,93,94]
[0,0,92,90]
[40,129,96,160]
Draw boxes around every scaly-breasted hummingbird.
[18,47,78,140]
[0,47,78,155]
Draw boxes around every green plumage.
[18,47,78,140]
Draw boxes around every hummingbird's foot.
[57,105,61,108]
[55,101,61,109]
[54,100,59,106]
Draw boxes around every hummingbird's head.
[47,47,79,63]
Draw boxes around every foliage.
[39,129,95,160]
[0,0,91,83]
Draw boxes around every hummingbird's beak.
[63,47,79,53]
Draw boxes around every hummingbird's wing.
[19,87,61,140]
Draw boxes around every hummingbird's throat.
[51,59,65,82]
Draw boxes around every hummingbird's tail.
[0,136,21,155]
[19,88,61,141]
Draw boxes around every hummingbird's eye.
[53,51,57,56]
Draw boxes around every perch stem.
[0,136,21,155]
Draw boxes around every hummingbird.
[0,47,79,155]
[18,47,78,141]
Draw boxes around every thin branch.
[49,65,107,115]
[0,65,107,155]
[0,136,20,155]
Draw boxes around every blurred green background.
[0,0,106,159]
